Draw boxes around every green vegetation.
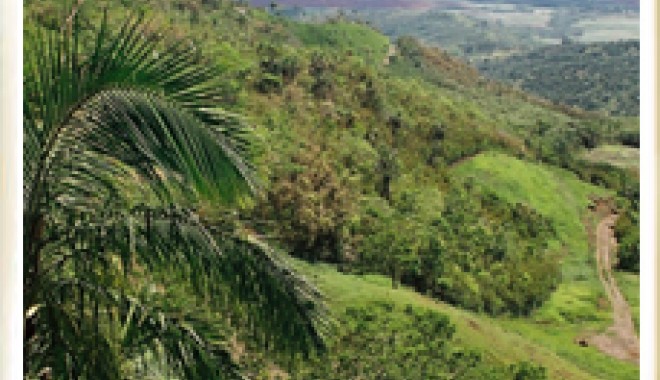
[614,272,640,333]
[451,153,611,318]
[336,5,639,60]
[290,262,605,380]
[289,20,390,63]
[479,41,640,116]
[582,145,640,170]
[291,301,548,380]
[301,5,640,118]
[362,9,546,58]
[452,152,609,261]
[347,181,561,316]
[23,7,326,380]
[451,153,638,379]
[614,206,640,272]
[25,0,639,379]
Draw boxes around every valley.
[272,0,639,116]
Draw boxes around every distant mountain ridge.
[249,0,436,9]
[250,0,638,10]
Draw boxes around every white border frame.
[1,1,656,379]
[0,1,23,380]
[640,0,657,378]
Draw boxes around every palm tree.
[24,8,327,380]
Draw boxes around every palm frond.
[26,206,329,379]
[24,9,256,216]
[24,8,327,379]
[131,206,331,353]
[27,277,245,380]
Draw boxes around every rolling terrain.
[25,1,640,379]
[273,0,640,119]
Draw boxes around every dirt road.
[588,214,639,363]
[383,44,397,65]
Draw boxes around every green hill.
[24,1,640,379]
[452,152,610,263]
[452,153,638,379]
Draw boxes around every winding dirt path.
[588,214,639,363]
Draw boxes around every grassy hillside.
[294,261,599,380]
[452,152,609,258]
[293,259,637,380]
[452,152,639,379]
[452,152,610,312]
[288,20,390,63]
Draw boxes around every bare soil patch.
[586,213,639,363]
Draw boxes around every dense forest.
[24,0,639,379]
[478,40,640,116]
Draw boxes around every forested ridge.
[24,0,639,379]
[478,40,640,116]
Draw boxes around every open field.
[289,21,390,62]
[581,145,640,170]
[449,7,555,28]
[575,14,640,42]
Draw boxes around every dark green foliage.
[255,43,301,93]
[507,362,549,380]
[614,207,639,272]
[289,301,548,380]
[309,50,336,99]
[563,159,639,273]
[348,182,560,316]
[479,41,640,116]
